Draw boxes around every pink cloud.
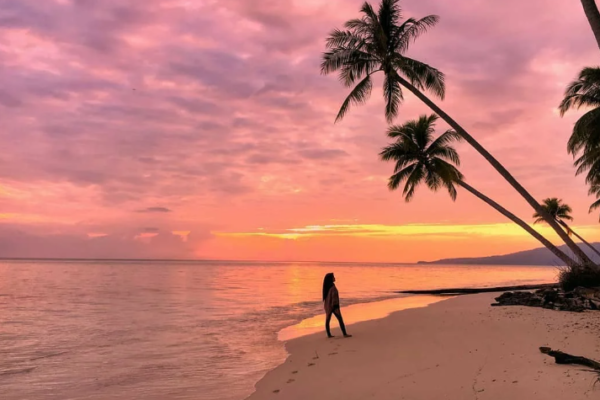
[0,0,598,259]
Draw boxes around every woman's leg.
[332,308,348,336]
[325,311,333,337]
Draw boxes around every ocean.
[0,260,557,400]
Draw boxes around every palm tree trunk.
[561,221,600,258]
[457,180,576,266]
[581,0,600,50]
[396,75,596,267]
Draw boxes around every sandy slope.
[247,293,600,400]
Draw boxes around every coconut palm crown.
[535,197,600,258]
[380,115,578,266]
[533,198,574,225]
[380,114,462,201]
[321,0,444,122]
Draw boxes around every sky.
[0,0,599,262]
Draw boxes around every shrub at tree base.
[560,264,600,292]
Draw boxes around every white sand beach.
[248,293,600,400]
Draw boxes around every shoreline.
[398,282,557,295]
[277,294,449,341]
[247,293,600,400]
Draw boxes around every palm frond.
[559,67,600,115]
[394,56,445,99]
[412,114,434,149]
[379,141,419,169]
[321,49,377,80]
[383,71,403,122]
[387,163,416,190]
[403,164,425,201]
[429,158,463,200]
[394,15,440,54]
[360,1,388,52]
[556,204,573,220]
[335,74,373,122]
[574,149,600,183]
[428,129,462,164]
[325,29,365,49]
[344,18,371,33]
[425,168,442,191]
[386,122,416,139]
[589,198,600,221]
[567,107,600,155]
[378,0,401,40]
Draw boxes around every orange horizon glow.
[1,0,599,261]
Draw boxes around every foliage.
[560,67,600,217]
[559,263,600,291]
[533,197,574,234]
[533,198,573,225]
[380,114,463,201]
[321,0,444,122]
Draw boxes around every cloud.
[214,222,572,240]
[0,0,598,260]
[0,223,212,259]
[136,207,172,213]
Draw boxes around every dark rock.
[493,287,600,313]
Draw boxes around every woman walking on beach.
[322,273,351,338]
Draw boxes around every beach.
[248,293,600,400]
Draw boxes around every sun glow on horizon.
[213,222,600,241]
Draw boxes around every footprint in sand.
[273,389,280,393]
[328,352,338,356]
[287,379,295,384]
[291,371,298,374]
[307,362,315,367]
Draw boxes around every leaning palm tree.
[380,115,576,266]
[533,198,600,258]
[322,0,594,265]
[581,0,600,50]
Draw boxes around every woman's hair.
[322,273,335,301]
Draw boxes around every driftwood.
[398,283,557,295]
[540,347,600,370]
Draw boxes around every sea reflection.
[0,261,556,400]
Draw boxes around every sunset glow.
[1,0,599,261]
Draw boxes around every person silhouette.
[322,273,352,338]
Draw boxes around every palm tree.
[380,115,577,266]
[559,68,600,157]
[533,198,600,258]
[581,0,600,50]
[321,0,594,265]
[559,68,600,221]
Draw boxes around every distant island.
[418,243,600,266]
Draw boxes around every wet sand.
[248,293,600,400]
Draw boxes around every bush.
[559,264,600,292]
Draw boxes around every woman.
[322,273,351,338]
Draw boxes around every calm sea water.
[0,260,557,400]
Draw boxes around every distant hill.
[418,243,600,266]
